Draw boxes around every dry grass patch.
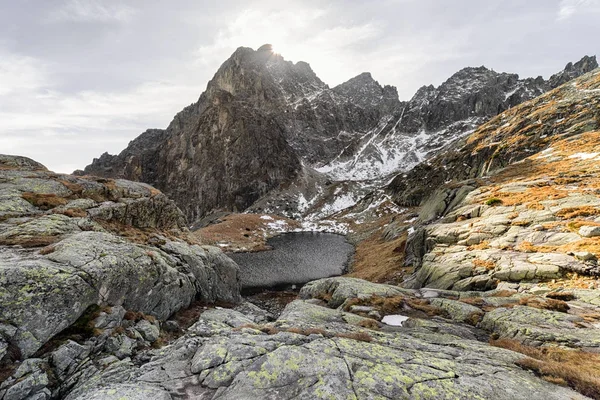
[472,258,496,270]
[123,310,157,323]
[490,186,568,209]
[516,241,537,253]
[468,241,491,251]
[459,297,486,307]
[193,213,300,251]
[21,192,68,210]
[490,339,600,399]
[557,206,600,219]
[518,296,570,313]
[342,295,448,319]
[348,232,408,283]
[54,208,87,218]
[0,235,59,248]
[545,292,575,301]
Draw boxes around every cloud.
[0,47,202,172]
[0,52,51,96]
[47,0,136,23]
[557,0,600,20]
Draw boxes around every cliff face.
[83,46,307,221]
[81,45,597,221]
[318,57,598,180]
[387,66,600,209]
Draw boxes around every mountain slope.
[318,57,598,180]
[387,66,600,209]
[80,45,596,221]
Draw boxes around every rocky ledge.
[0,155,241,391]
[2,152,599,400]
[21,276,594,400]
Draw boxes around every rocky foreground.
[1,154,599,399]
[2,67,600,399]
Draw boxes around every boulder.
[579,225,600,238]
[0,231,241,358]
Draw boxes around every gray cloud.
[0,0,598,173]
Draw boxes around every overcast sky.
[1,0,598,173]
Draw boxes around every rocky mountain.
[80,45,597,222]
[318,57,597,180]
[2,67,600,399]
[387,62,600,210]
[383,66,600,289]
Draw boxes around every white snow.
[260,215,274,220]
[537,147,556,159]
[569,152,599,160]
[266,220,289,231]
[315,116,479,181]
[381,315,409,326]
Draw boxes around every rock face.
[80,44,596,221]
[388,65,600,208]
[19,277,590,400]
[389,68,600,295]
[0,155,242,359]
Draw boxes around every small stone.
[349,305,375,313]
[105,335,136,359]
[531,224,544,231]
[13,359,45,379]
[163,320,180,332]
[134,320,160,343]
[368,310,382,320]
[529,286,552,296]
[579,225,600,238]
[51,340,89,378]
[93,306,126,329]
[3,368,48,400]
[574,251,597,261]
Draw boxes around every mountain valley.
[1,46,600,400]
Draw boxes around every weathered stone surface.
[579,225,600,238]
[0,156,243,359]
[105,335,136,359]
[61,302,586,400]
[3,358,49,400]
[300,277,415,308]
[429,298,483,323]
[481,306,600,348]
[135,320,160,343]
[0,231,241,357]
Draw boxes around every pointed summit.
[548,55,598,88]
[257,43,274,52]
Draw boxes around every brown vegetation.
[472,258,496,270]
[0,235,59,248]
[54,208,87,218]
[348,232,408,283]
[546,292,576,301]
[123,310,157,323]
[343,294,447,319]
[193,213,300,252]
[21,192,68,210]
[491,339,600,399]
[556,206,600,219]
[518,296,570,313]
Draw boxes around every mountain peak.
[257,43,274,53]
[548,55,598,88]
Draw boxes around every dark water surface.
[228,232,354,289]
